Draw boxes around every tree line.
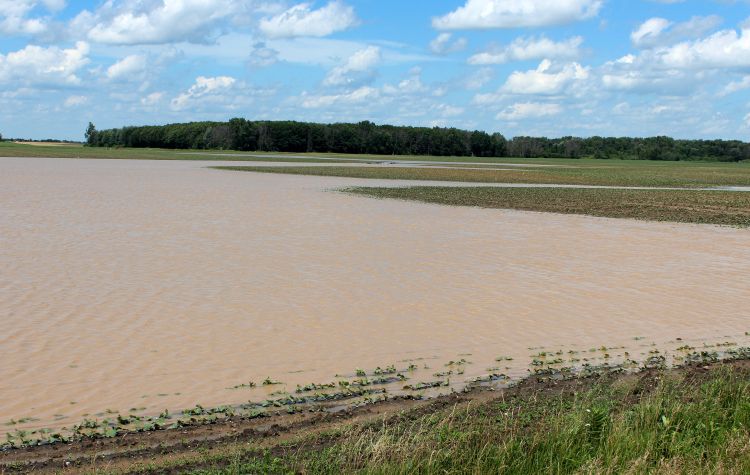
[84,120,750,162]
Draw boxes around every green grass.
[0,142,353,162]
[184,364,750,474]
[6,142,750,188]
[5,142,750,188]
[344,187,750,227]
[215,162,750,188]
[0,142,582,165]
[0,142,587,165]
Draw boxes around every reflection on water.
[1,157,749,433]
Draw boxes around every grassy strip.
[179,363,750,474]
[6,142,750,187]
[215,163,750,188]
[343,187,750,227]
[0,143,583,164]
[0,143,352,162]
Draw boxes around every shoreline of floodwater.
[3,331,750,453]
[3,345,750,474]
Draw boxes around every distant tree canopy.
[84,122,97,145]
[85,119,750,162]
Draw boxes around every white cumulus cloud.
[0,0,65,36]
[434,103,464,117]
[73,0,241,45]
[0,0,45,35]
[497,102,562,120]
[141,91,164,106]
[171,76,236,110]
[433,0,603,30]
[600,60,687,93]
[259,1,357,39]
[106,54,147,81]
[0,41,89,85]
[721,76,750,96]
[63,95,87,107]
[382,67,428,95]
[429,33,468,54]
[631,18,672,48]
[502,59,589,95]
[655,27,750,69]
[323,46,381,87]
[604,23,750,95]
[301,86,379,108]
[468,36,583,65]
[464,67,494,90]
[631,15,721,49]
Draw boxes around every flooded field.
[1,157,749,435]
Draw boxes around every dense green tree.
[84,122,97,146]
[85,120,750,162]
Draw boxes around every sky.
[1,0,750,141]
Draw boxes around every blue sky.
[1,0,750,141]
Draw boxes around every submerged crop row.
[4,340,750,453]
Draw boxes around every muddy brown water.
[1,157,749,435]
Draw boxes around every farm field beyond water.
[217,160,750,188]
[218,163,750,226]
[343,186,750,227]
[216,161,750,188]
[4,142,750,188]
[0,142,359,163]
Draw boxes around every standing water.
[1,157,749,433]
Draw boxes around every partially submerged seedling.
[470,373,508,383]
[676,345,695,352]
[403,380,448,391]
[373,365,397,375]
[445,358,470,367]
[182,405,206,416]
[642,355,667,370]
[716,341,737,347]
[296,382,336,393]
[350,374,407,387]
